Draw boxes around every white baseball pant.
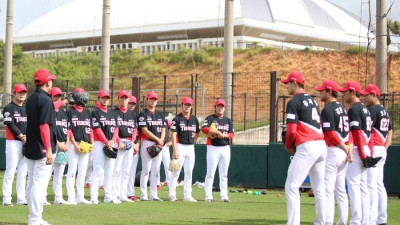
[324,146,348,225]
[346,145,370,225]
[127,151,139,197]
[2,140,27,204]
[285,140,327,225]
[368,146,387,225]
[158,145,172,184]
[66,141,89,203]
[112,138,133,200]
[85,151,93,184]
[140,140,162,200]
[91,141,116,202]
[52,143,67,202]
[169,143,195,200]
[25,157,53,225]
[204,145,231,201]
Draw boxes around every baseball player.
[339,81,372,225]
[90,90,119,204]
[202,98,234,203]
[169,97,200,202]
[158,119,172,188]
[362,84,392,225]
[112,90,139,203]
[24,69,57,225]
[48,87,70,205]
[138,91,166,201]
[2,84,28,206]
[66,88,93,205]
[315,80,351,225]
[281,71,326,225]
[127,95,141,201]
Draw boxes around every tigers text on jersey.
[321,101,350,146]
[348,102,372,144]
[286,92,324,146]
[55,109,68,142]
[171,113,200,145]
[68,107,92,143]
[369,104,391,146]
[3,102,27,140]
[138,108,166,140]
[114,107,137,139]
[202,114,234,146]
[91,107,117,141]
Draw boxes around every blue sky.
[0,0,399,40]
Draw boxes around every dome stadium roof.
[14,0,373,51]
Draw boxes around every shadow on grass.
[149,219,314,225]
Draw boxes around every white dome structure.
[14,0,373,52]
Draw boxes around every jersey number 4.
[311,108,321,123]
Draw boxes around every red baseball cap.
[215,99,226,106]
[129,95,137,104]
[50,87,62,96]
[315,80,339,92]
[281,71,305,85]
[34,69,56,85]
[147,91,158,100]
[13,84,27,93]
[98,90,111,98]
[361,84,381,96]
[74,87,85,93]
[338,81,362,93]
[118,90,130,98]
[182,97,193,105]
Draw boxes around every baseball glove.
[206,122,218,139]
[121,140,132,150]
[103,146,118,158]
[55,151,68,165]
[79,141,93,154]
[147,144,162,158]
[67,92,89,107]
[362,156,382,168]
[169,159,182,172]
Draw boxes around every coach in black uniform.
[2,84,28,206]
[138,91,166,201]
[169,97,200,202]
[24,69,57,225]
[362,84,392,225]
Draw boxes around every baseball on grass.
[277,193,282,197]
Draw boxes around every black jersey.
[91,107,117,141]
[55,109,68,142]
[3,102,27,140]
[369,104,391,146]
[114,106,137,139]
[286,91,323,146]
[138,108,166,140]
[348,102,372,144]
[321,101,350,145]
[171,113,200,145]
[68,107,92,143]
[202,114,234,146]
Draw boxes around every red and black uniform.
[3,102,27,140]
[55,108,68,143]
[114,106,137,142]
[201,114,234,146]
[138,108,166,140]
[369,104,391,146]
[68,106,92,143]
[171,113,200,144]
[321,101,351,146]
[348,102,372,159]
[91,106,118,144]
[285,90,324,149]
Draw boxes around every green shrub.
[344,46,367,54]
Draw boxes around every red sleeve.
[351,129,366,159]
[345,132,353,145]
[90,129,94,140]
[131,128,138,141]
[202,127,210,134]
[112,127,119,142]
[285,122,297,149]
[53,101,65,110]
[40,124,51,149]
[228,133,234,140]
[325,130,342,146]
[368,136,374,157]
[93,128,108,145]
[67,129,74,139]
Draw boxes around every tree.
[387,20,400,46]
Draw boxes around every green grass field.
[0,171,400,225]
